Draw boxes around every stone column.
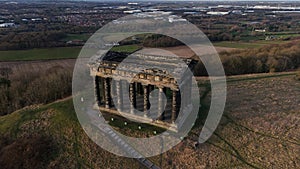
[116,80,123,112]
[95,76,101,106]
[129,82,136,114]
[104,78,111,109]
[136,83,139,95]
[143,84,149,117]
[172,90,179,123]
[158,87,165,121]
[139,83,144,95]
[101,78,106,106]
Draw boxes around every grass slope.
[0,99,142,169]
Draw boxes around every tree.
[0,68,12,115]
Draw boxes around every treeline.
[0,31,67,50]
[0,66,72,115]
[117,34,184,48]
[194,41,300,76]
[142,34,184,48]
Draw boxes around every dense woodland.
[0,66,72,115]
[194,41,300,76]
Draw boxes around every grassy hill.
[0,99,142,169]
[0,72,299,168]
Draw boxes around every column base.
[94,103,179,132]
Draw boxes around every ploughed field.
[0,59,75,79]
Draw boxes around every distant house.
[66,40,85,46]
[128,2,138,5]
[255,29,266,33]
[183,12,198,15]
[31,18,42,22]
[0,23,15,28]
[232,10,243,15]
[123,10,142,14]
[168,16,187,23]
[207,11,230,16]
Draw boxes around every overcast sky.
[69,0,297,1]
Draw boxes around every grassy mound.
[0,99,141,169]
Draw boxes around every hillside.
[0,72,299,168]
[0,99,142,169]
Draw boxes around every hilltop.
[0,71,299,168]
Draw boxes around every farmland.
[213,40,289,49]
[0,47,81,61]
[0,59,75,76]
[0,38,295,62]
[62,33,92,42]
[0,45,142,62]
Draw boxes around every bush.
[0,135,57,169]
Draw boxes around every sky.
[84,0,294,1]
[2,0,297,2]
[24,0,297,1]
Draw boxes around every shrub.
[0,135,57,169]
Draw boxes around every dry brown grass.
[154,73,300,168]
[142,45,235,59]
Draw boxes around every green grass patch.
[0,47,81,61]
[0,111,22,134]
[62,34,91,42]
[0,106,45,137]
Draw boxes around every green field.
[268,33,300,39]
[0,47,81,61]
[110,45,142,53]
[0,45,142,61]
[62,33,92,41]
